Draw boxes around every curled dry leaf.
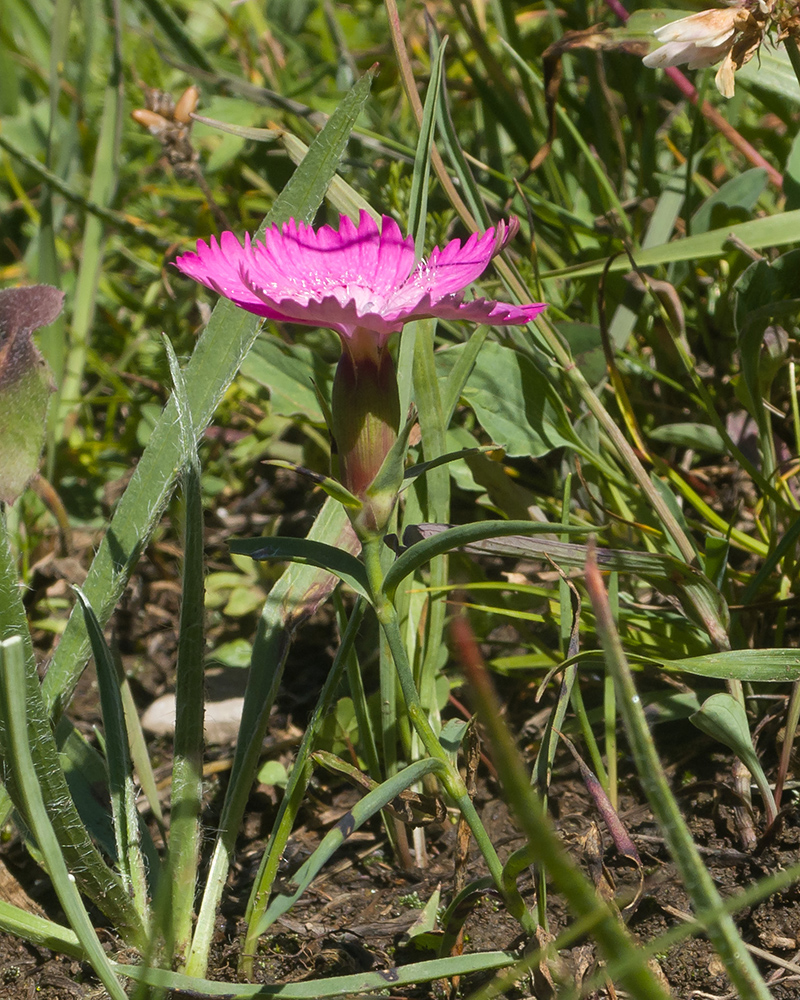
[0,284,63,504]
[530,26,650,175]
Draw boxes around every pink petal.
[382,292,546,328]
[387,226,512,312]
[175,233,269,314]
[175,212,545,338]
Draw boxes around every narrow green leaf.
[455,619,673,999]
[440,325,490,426]
[586,560,773,1000]
[0,899,83,960]
[133,0,215,72]
[267,460,361,509]
[0,638,129,1000]
[242,599,367,965]
[402,446,491,486]
[163,337,206,967]
[0,131,167,249]
[58,0,123,429]
[543,209,800,279]
[255,758,445,937]
[229,535,369,599]
[431,24,491,229]
[384,520,587,599]
[187,499,358,976]
[74,589,150,929]
[0,519,146,947]
[190,114,282,142]
[277,66,376,226]
[395,523,729,643]
[408,39,447,254]
[117,951,518,998]
[661,649,800,682]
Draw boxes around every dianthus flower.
[176,211,545,531]
[176,211,543,348]
[642,1,769,98]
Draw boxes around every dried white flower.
[643,9,745,68]
[642,2,770,97]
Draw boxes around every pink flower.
[176,211,545,530]
[175,211,545,348]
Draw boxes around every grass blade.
[451,616,673,1000]
[254,758,446,938]
[585,549,773,999]
[240,598,367,973]
[0,900,84,960]
[384,520,588,598]
[0,517,146,947]
[58,0,123,427]
[75,589,151,931]
[229,535,369,598]
[163,337,206,967]
[407,36,446,253]
[118,951,518,997]
[543,207,800,279]
[0,638,129,1000]
[185,499,359,976]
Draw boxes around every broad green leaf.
[240,335,332,422]
[661,648,800,682]
[648,422,726,454]
[0,285,62,503]
[256,760,288,786]
[690,693,776,821]
[734,249,800,341]
[691,169,768,235]
[557,322,606,385]
[435,341,574,458]
[737,43,800,104]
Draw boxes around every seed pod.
[174,85,200,124]
[131,108,172,136]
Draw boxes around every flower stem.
[360,535,535,933]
